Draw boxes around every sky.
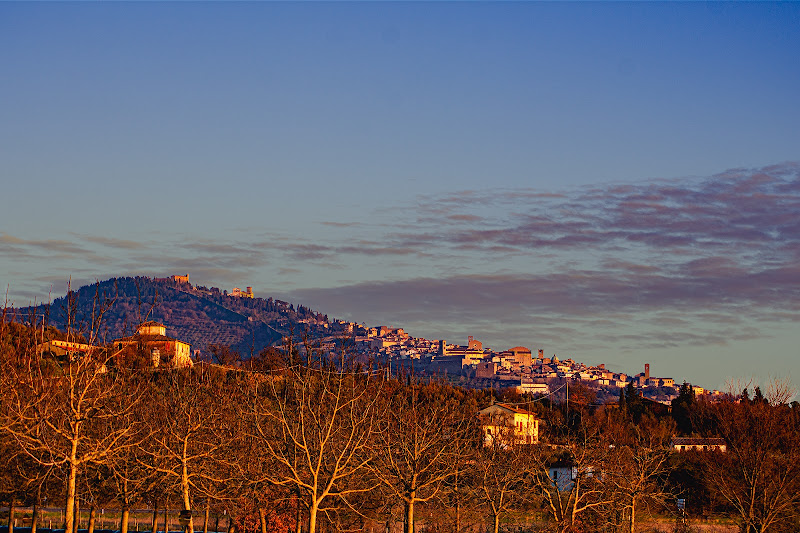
[1,2,799,392]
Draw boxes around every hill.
[12,276,334,358]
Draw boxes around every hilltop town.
[151,275,724,402]
[323,321,724,403]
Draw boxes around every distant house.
[230,287,254,298]
[671,437,727,452]
[36,339,97,359]
[113,321,193,368]
[548,461,602,491]
[478,402,539,447]
[517,382,550,395]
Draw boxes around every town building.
[478,402,539,446]
[112,321,193,368]
[517,382,550,395]
[36,339,96,359]
[671,437,727,452]
[230,286,254,298]
[440,336,486,365]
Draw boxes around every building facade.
[478,402,539,446]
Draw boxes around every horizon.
[2,2,798,392]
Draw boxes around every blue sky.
[2,2,798,391]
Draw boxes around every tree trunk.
[202,503,210,533]
[258,508,267,533]
[88,506,97,533]
[120,508,131,533]
[66,459,77,533]
[404,500,414,533]
[31,500,39,533]
[455,497,460,533]
[151,507,159,533]
[629,498,635,533]
[182,457,195,533]
[308,502,318,533]
[8,495,15,533]
[294,494,302,533]
[74,495,81,533]
[164,507,169,533]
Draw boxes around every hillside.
[13,276,334,357]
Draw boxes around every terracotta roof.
[114,334,186,344]
[480,402,537,416]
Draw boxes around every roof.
[114,334,187,345]
[139,320,166,328]
[672,437,726,446]
[479,402,537,417]
[509,346,531,352]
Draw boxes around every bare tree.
[102,391,160,533]
[143,368,241,533]
[0,314,58,533]
[0,288,142,533]
[242,363,382,533]
[529,417,614,532]
[370,381,475,533]
[470,432,535,533]
[603,414,674,533]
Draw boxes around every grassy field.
[0,508,231,533]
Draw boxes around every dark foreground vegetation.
[2,315,800,533]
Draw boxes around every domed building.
[113,321,193,368]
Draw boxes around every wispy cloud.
[319,221,361,228]
[83,236,144,250]
[403,163,800,264]
[0,233,90,255]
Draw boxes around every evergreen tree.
[752,386,767,405]
[671,383,695,435]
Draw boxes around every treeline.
[2,321,800,533]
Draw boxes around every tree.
[603,414,674,533]
[671,383,696,436]
[143,368,241,533]
[529,415,614,532]
[242,363,382,533]
[102,392,160,533]
[696,386,800,533]
[0,308,143,533]
[370,381,475,533]
[470,430,534,533]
